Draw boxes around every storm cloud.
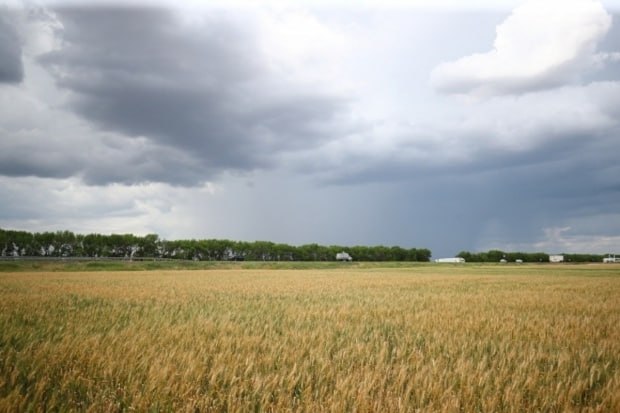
[0,7,23,83]
[36,6,352,185]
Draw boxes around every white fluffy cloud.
[431,0,613,96]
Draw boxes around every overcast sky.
[1,0,620,257]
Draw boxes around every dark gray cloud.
[37,6,350,185]
[363,146,620,257]
[0,152,78,179]
[79,142,211,186]
[0,8,23,83]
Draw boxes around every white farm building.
[434,257,466,263]
[336,252,352,261]
[549,255,564,263]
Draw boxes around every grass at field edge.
[0,259,617,272]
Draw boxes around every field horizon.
[1,258,617,273]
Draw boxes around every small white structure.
[515,259,524,264]
[434,257,466,263]
[336,251,352,261]
[603,255,619,263]
[549,255,564,263]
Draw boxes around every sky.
[1,0,620,258]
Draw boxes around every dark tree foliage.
[0,228,431,262]
[456,250,608,263]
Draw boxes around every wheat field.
[1,264,619,412]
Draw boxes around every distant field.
[1,265,619,412]
[0,259,431,272]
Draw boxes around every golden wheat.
[1,265,619,412]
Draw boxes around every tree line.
[456,250,609,263]
[0,228,432,262]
